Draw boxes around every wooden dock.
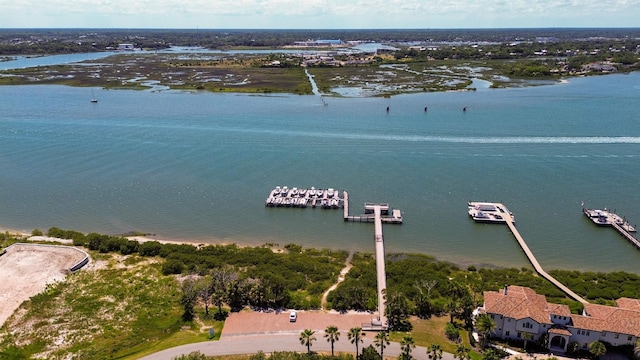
[343,192,403,224]
[470,202,589,304]
[583,208,639,250]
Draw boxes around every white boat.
[309,187,316,196]
[291,187,299,196]
[273,186,281,195]
[327,188,335,198]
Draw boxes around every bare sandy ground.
[0,244,88,327]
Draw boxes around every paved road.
[139,332,457,360]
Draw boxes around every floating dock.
[265,186,343,209]
[468,201,514,223]
[468,201,588,304]
[583,208,639,250]
[266,187,403,224]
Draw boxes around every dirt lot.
[221,310,376,338]
[0,244,88,326]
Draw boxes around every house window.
[506,331,510,337]
[587,332,590,336]
[629,336,633,341]
[491,315,495,319]
[615,334,619,339]
[517,332,522,338]
[601,332,606,337]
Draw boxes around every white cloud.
[1,0,639,28]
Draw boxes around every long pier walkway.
[373,205,388,328]
[611,222,640,249]
[471,202,589,304]
[343,191,398,330]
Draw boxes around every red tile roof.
[484,286,640,337]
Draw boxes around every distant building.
[117,43,135,51]
[293,39,343,47]
[479,285,640,353]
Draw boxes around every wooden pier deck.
[471,202,589,304]
[343,192,403,224]
[373,205,388,329]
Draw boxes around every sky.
[0,0,639,29]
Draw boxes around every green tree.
[180,276,199,321]
[362,345,381,360]
[196,276,214,317]
[475,314,496,349]
[374,331,390,359]
[300,329,316,354]
[482,348,501,360]
[348,326,365,359]
[324,325,340,357]
[386,291,412,331]
[589,341,607,360]
[634,340,640,360]
[454,345,471,360]
[427,344,443,360]
[211,266,238,313]
[399,336,415,360]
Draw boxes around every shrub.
[31,229,43,236]
[139,241,162,257]
[162,259,185,275]
[213,309,229,321]
[445,322,460,342]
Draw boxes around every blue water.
[1,71,639,274]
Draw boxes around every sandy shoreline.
[0,226,257,249]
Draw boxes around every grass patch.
[0,253,205,359]
[390,316,481,360]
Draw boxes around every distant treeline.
[1,28,640,55]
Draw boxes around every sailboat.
[90,88,98,103]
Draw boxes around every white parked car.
[289,310,297,322]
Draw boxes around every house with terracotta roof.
[480,285,640,353]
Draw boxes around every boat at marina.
[468,202,514,223]
[583,208,636,232]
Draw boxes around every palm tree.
[348,327,365,359]
[427,343,443,360]
[589,341,607,360]
[299,329,316,354]
[324,325,340,357]
[521,332,533,351]
[374,331,390,359]
[475,314,496,348]
[400,336,415,360]
[454,345,471,360]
